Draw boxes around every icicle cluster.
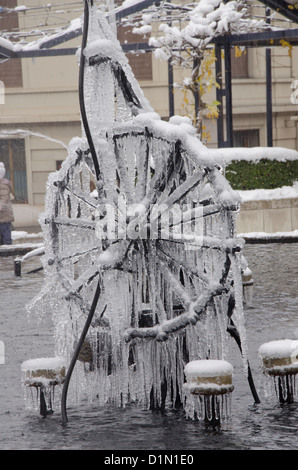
[258,339,298,404]
[21,357,66,414]
[26,8,248,420]
[184,393,232,423]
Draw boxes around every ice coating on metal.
[26,6,247,419]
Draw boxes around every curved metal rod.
[227,321,261,404]
[61,280,101,424]
[61,0,102,424]
[79,0,100,180]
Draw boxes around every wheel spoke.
[51,216,96,230]
[64,186,98,210]
[69,265,100,294]
[134,134,150,201]
[114,135,135,205]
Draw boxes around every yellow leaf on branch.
[280,39,292,57]
[235,46,245,58]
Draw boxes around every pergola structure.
[1,0,298,147]
[0,0,155,61]
[215,0,298,148]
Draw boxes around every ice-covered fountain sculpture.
[259,339,298,404]
[24,1,259,424]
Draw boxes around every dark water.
[0,243,297,450]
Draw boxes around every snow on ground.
[218,146,298,163]
[0,231,44,251]
[12,231,43,241]
[237,230,298,239]
[238,182,298,202]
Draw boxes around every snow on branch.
[131,0,270,62]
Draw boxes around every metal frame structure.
[214,35,298,148]
[216,0,298,147]
[0,0,156,61]
[258,0,298,24]
[214,29,298,147]
[24,2,260,422]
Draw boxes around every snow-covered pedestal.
[259,340,298,376]
[184,360,234,396]
[259,340,298,404]
[21,357,67,416]
[184,360,234,425]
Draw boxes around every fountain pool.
[0,242,297,450]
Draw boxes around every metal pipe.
[266,49,273,147]
[78,0,100,180]
[168,60,174,117]
[215,44,224,148]
[227,321,261,404]
[61,280,101,424]
[14,259,21,276]
[61,0,102,424]
[224,38,233,147]
[266,8,273,147]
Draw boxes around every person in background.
[0,162,14,245]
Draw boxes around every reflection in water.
[0,243,297,449]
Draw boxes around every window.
[117,25,153,81]
[114,0,152,81]
[56,160,63,171]
[0,139,28,203]
[0,0,23,88]
[231,48,248,79]
[233,129,260,147]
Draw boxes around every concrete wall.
[12,203,43,228]
[236,198,298,234]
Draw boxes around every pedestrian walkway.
[0,228,43,257]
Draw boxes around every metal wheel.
[28,4,254,417]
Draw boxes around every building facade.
[0,0,297,228]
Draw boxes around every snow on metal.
[26,4,251,420]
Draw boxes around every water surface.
[0,243,297,450]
